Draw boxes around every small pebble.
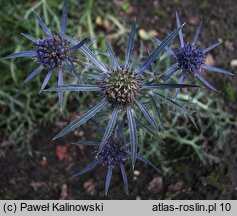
[148,176,163,193]
[230,59,237,67]
[134,170,140,176]
[224,40,234,51]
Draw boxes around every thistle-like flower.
[46,22,199,168]
[73,125,159,195]
[4,0,85,111]
[156,12,233,92]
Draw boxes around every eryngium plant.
[46,22,199,168]
[4,0,233,195]
[4,0,86,111]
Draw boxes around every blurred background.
[0,0,236,199]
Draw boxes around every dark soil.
[0,121,236,200]
[0,0,236,199]
[0,126,162,199]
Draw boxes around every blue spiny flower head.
[34,33,70,70]
[4,0,86,111]
[72,124,159,195]
[175,43,205,78]
[46,22,199,169]
[156,12,233,92]
[97,137,129,168]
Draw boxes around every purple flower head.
[175,43,205,78]
[35,34,69,70]
[97,137,129,168]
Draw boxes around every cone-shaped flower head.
[35,34,70,70]
[97,137,129,168]
[175,44,205,78]
[101,68,142,107]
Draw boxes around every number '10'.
[220,203,231,211]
